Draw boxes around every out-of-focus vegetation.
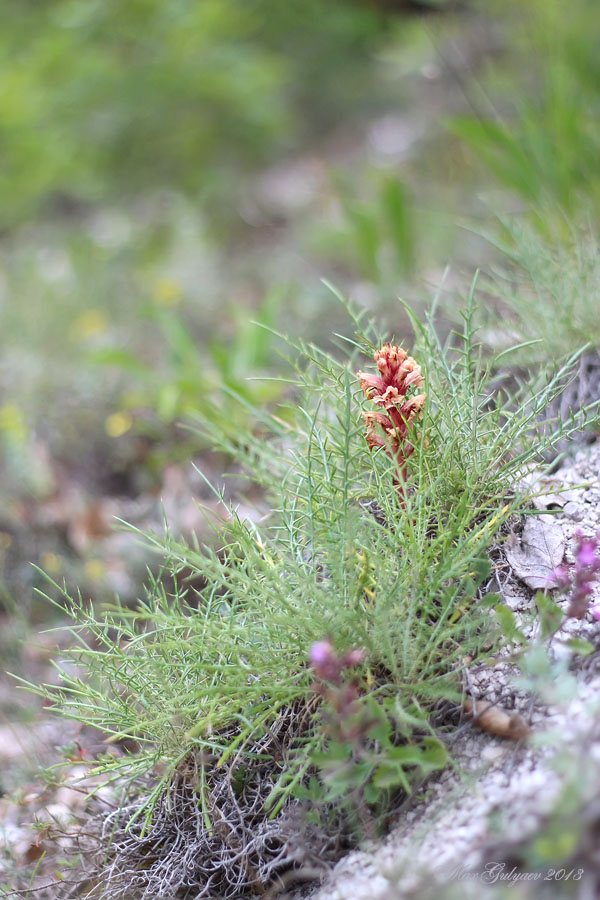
[451,0,600,234]
[0,0,599,604]
[480,222,600,361]
[2,0,600,894]
[0,0,598,626]
[92,285,286,435]
[0,0,430,524]
[0,0,395,493]
[0,0,386,229]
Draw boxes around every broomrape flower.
[357,344,426,495]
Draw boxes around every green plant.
[23,288,596,896]
[480,222,600,361]
[451,0,600,232]
[93,288,286,439]
[327,172,418,284]
[0,0,384,230]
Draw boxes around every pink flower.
[309,641,370,746]
[547,565,571,590]
[574,531,599,569]
[551,529,600,619]
[357,344,426,499]
[309,640,365,682]
[342,648,366,667]
[309,640,334,667]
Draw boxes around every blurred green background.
[1,0,600,704]
[3,5,600,892]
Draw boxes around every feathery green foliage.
[0,0,383,229]
[25,288,595,830]
[481,222,600,360]
[452,0,600,231]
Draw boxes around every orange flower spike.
[358,344,424,404]
[357,344,426,499]
[357,371,386,399]
[363,410,398,453]
[375,343,407,382]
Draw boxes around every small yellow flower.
[105,411,133,437]
[71,309,109,340]
[85,559,105,581]
[40,552,61,574]
[0,404,28,445]
[153,278,182,307]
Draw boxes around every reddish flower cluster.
[309,640,365,682]
[309,640,371,744]
[550,528,600,619]
[357,344,426,493]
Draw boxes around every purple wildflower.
[309,640,335,668]
[309,640,340,682]
[547,565,571,591]
[550,529,600,619]
[309,640,371,745]
[309,640,365,683]
[575,531,600,568]
[569,530,600,618]
[343,648,367,668]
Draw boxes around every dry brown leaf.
[505,515,565,590]
[464,698,531,740]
